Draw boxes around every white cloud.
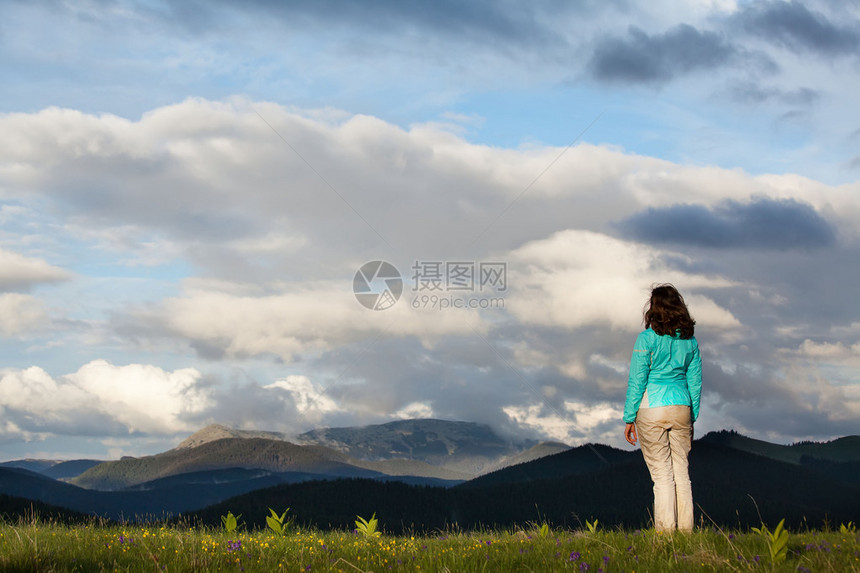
[0,361,212,440]
[394,401,434,420]
[564,400,623,433]
[67,360,212,433]
[785,339,860,370]
[502,403,573,443]
[0,248,70,290]
[140,278,492,361]
[502,400,622,445]
[265,375,342,422]
[505,229,741,333]
[797,339,856,359]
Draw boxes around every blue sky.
[1,0,859,460]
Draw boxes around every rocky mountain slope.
[294,418,535,475]
[174,424,289,449]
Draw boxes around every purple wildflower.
[569,551,581,561]
[579,562,590,572]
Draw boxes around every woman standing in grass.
[623,284,702,532]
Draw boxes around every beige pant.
[635,405,694,532]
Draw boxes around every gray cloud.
[159,0,571,53]
[728,82,821,107]
[616,197,836,249]
[587,24,738,85]
[735,0,860,57]
[705,362,860,439]
[301,328,630,443]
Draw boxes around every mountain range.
[1,421,858,530]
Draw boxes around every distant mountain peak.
[170,419,549,476]
[175,424,288,450]
[294,418,536,475]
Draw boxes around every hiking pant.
[635,405,694,532]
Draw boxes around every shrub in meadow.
[355,512,382,537]
[265,508,290,535]
[220,511,242,533]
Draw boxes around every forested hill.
[186,439,860,533]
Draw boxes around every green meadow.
[0,515,857,572]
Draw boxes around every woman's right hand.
[624,422,638,445]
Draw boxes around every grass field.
[0,516,857,572]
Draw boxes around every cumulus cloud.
[127,276,493,362]
[394,401,435,419]
[504,229,741,332]
[265,375,343,423]
[0,361,213,439]
[702,357,860,440]
[0,248,70,290]
[3,99,855,271]
[796,339,859,359]
[502,400,623,445]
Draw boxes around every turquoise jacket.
[622,328,702,423]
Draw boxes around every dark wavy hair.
[644,284,696,339]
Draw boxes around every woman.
[623,284,702,532]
